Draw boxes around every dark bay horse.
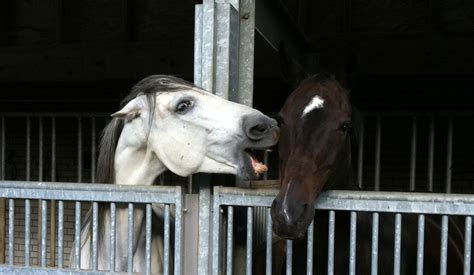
[270,73,466,274]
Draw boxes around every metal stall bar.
[266,208,273,275]
[371,212,379,275]
[445,117,453,194]
[57,200,64,268]
[25,199,30,266]
[286,240,293,275]
[91,202,99,271]
[327,211,336,275]
[464,216,472,275]
[440,215,449,275]
[109,202,116,272]
[91,118,96,183]
[78,117,82,183]
[50,117,56,267]
[357,118,365,189]
[196,0,214,273]
[8,199,14,265]
[164,204,171,275]
[307,220,314,275]
[374,116,381,191]
[246,207,253,275]
[226,206,234,275]
[145,204,152,274]
[38,117,45,266]
[416,215,425,275]
[74,201,81,269]
[349,211,357,275]
[40,200,47,267]
[393,213,402,275]
[127,203,134,273]
[409,116,417,191]
[427,117,435,192]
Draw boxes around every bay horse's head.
[271,74,353,239]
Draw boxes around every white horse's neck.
[114,121,166,185]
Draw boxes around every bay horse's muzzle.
[270,181,315,240]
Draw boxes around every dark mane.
[96,75,197,184]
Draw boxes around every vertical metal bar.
[51,117,57,267]
[194,4,203,86]
[286,240,293,275]
[328,210,335,275]
[109,202,116,272]
[26,116,31,181]
[440,215,449,275]
[393,213,402,275]
[51,117,56,182]
[307,220,314,275]
[246,207,253,275]
[357,118,365,189]
[57,200,64,268]
[349,211,357,275]
[416,214,425,275]
[164,204,171,275]
[211,195,221,275]
[427,117,435,192]
[74,201,81,269]
[371,212,379,275]
[77,117,82,183]
[127,203,134,273]
[91,117,96,183]
[25,199,30,266]
[174,187,183,275]
[38,117,44,265]
[8,199,14,265]
[201,0,216,92]
[464,216,472,275]
[409,116,417,191]
[226,206,234,275]
[266,207,273,275]
[40,200,47,267]
[374,116,382,191]
[445,117,453,193]
[145,204,152,275]
[39,117,43,181]
[238,0,256,107]
[91,202,98,271]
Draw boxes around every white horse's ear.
[111,96,146,122]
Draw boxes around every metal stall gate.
[212,187,474,275]
[0,181,183,274]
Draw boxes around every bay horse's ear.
[111,96,146,122]
[278,42,309,88]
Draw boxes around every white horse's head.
[112,75,279,180]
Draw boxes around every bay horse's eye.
[338,121,352,132]
[175,100,193,114]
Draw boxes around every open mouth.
[244,149,268,177]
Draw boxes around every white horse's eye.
[175,100,193,114]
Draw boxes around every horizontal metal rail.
[0,180,180,204]
[214,186,474,215]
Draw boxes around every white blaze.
[302,95,324,117]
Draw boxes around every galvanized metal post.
[194,0,255,274]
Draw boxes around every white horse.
[69,75,279,273]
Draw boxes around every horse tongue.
[250,155,268,176]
